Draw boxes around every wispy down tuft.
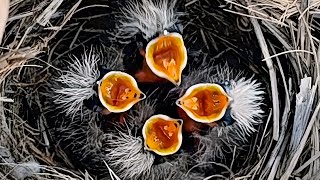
[127,99,157,128]
[117,0,179,40]
[53,48,100,118]
[52,46,124,119]
[229,77,264,134]
[105,131,155,179]
[195,124,248,162]
[212,63,265,134]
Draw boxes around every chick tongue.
[113,84,127,106]
[152,121,177,149]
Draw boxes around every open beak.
[98,71,146,113]
[176,83,231,123]
[142,114,183,156]
[145,32,187,86]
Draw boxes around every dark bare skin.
[100,108,111,115]
[134,49,167,83]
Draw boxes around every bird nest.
[1,0,320,179]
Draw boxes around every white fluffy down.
[53,47,123,119]
[229,77,265,134]
[104,100,156,179]
[118,0,179,40]
[211,64,265,134]
[105,131,155,179]
[53,48,100,118]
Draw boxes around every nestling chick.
[104,99,196,180]
[142,114,183,156]
[117,0,187,86]
[169,62,265,161]
[52,47,144,117]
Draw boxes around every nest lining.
[0,0,319,180]
[41,0,269,178]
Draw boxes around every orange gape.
[182,87,229,121]
[145,118,180,151]
[148,36,184,82]
[100,74,141,109]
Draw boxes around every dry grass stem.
[1,0,320,179]
[250,18,280,141]
[0,0,9,45]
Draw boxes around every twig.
[74,4,110,14]
[69,22,86,49]
[48,0,83,41]
[267,132,290,180]
[293,152,320,175]
[230,146,237,171]
[200,29,209,51]
[186,161,234,177]
[224,9,288,27]
[204,174,227,180]
[259,42,292,179]
[258,110,272,152]
[0,97,13,103]
[261,50,313,62]
[225,0,288,26]
[0,0,9,45]
[36,0,64,26]
[250,18,280,141]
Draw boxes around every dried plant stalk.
[250,18,280,141]
[1,0,320,179]
[0,0,9,45]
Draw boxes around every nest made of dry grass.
[0,0,319,179]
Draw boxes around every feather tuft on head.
[105,131,155,179]
[228,77,265,134]
[212,63,265,134]
[52,47,124,119]
[117,0,180,41]
[53,48,100,118]
[104,99,157,179]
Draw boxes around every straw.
[1,0,320,179]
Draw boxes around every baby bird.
[116,0,187,86]
[104,97,204,180]
[52,47,144,117]
[169,62,265,161]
